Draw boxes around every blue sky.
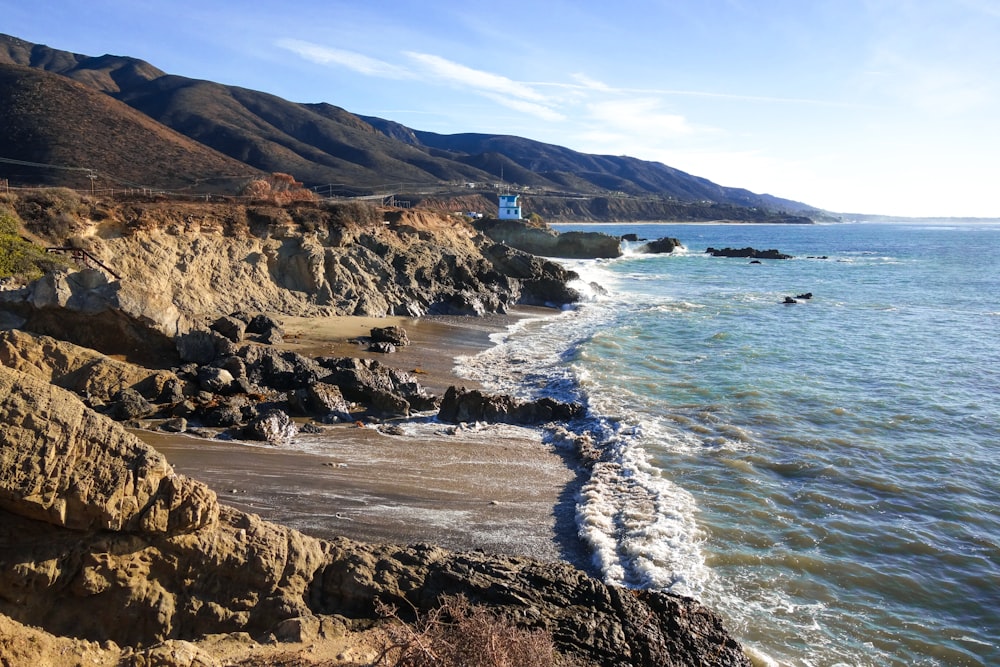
[5,1,1000,217]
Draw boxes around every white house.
[498,194,521,220]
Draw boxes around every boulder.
[243,408,297,444]
[209,315,246,343]
[370,325,409,347]
[197,366,235,393]
[107,387,155,421]
[318,357,437,414]
[0,366,218,534]
[367,341,396,354]
[438,386,584,425]
[639,237,682,253]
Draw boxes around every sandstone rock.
[0,329,181,405]
[0,366,218,534]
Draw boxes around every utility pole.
[87,170,97,195]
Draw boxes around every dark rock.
[175,329,230,364]
[107,388,155,421]
[474,219,622,259]
[706,246,792,259]
[316,541,751,667]
[299,422,324,434]
[438,386,584,425]
[245,313,285,344]
[482,244,582,307]
[210,315,246,343]
[318,357,437,415]
[639,237,682,253]
[197,366,235,393]
[370,325,409,347]
[287,382,353,422]
[367,341,396,354]
[244,408,297,443]
[795,292,813,299]
[239,347,322,391]
[200,397,256,428]
[783,296,797,304]
[158,417,187,433]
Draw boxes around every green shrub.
[0,209,67,281]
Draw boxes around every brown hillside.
[0,64,262,192]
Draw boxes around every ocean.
[456,221,1000,666]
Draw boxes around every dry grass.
[374,595,592,667]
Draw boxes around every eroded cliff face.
[0,366,750,667]
[1,201,579,360]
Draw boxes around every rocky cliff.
[0,365,750,666]
[1,194,579,361]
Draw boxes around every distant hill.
[0,63,261,192]
[0,32,821,218]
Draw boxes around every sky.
[4,0,1000,218]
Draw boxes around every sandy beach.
[144,306,592,568]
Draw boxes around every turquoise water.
[463,222,1000,666]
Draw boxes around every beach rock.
[370,325,409,347]
[481,243,582,306]
[318,357,437,414]
[246,313,285,344]
[175,329,227,364]
[287,382,353,422]
[367,341,396,353]
[197,366,235,393]
[107,387,156,421]
[209,315,246,343]
[238,346,322,390]
[316,540,751,667]
[706,246,792,259]
[243,408,297,443]
[438,386,584,425]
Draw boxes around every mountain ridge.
[0,32,821,219]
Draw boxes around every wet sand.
[143,307,592,568]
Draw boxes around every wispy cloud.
[276,39,411,79]
[404,52,565,121]
[587,98,701,138]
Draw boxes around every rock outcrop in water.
[706,246,792,259]
[0,365,751,666]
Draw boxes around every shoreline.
[145,305,593,568]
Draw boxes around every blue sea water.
[459,222,1000,666]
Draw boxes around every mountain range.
[0,33,820,219]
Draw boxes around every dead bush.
[374,595,590,667]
